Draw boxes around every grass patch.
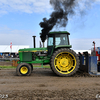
[0,65,50,69]
[0,66,16,69]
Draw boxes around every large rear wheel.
[51,48,79,76]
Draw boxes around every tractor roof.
[49,31,70,35]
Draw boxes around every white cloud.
[0,26,45,48]
[95,0,100,2]
[71,0,100,19]
[77,0,100,10]
[0,32,46,48]
[0,0,99,15]
[0,26,34,47]
[0,0,51,14]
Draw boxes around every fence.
[0,58,19,67]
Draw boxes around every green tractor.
[16,31,79,76]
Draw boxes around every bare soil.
[0,68,100,100]
[0,61,12,66]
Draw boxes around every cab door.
[47,36,54,56]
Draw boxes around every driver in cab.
[59,36,66,45]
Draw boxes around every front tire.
[16,63,32,76]
[50,48,79,76]
[29,63,33,72]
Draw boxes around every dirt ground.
[0,68,100,100]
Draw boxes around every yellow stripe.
[19,50,48,53]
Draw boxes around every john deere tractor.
[16,31,79,76]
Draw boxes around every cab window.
[48,37,53,46]
[55,34,68,45]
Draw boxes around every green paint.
[55,45,72,48]
[41,63,43,68]
[18,31,72,66]
[19,47,47,52]
[18,57,50,64]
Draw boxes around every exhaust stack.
[32,36,36,48]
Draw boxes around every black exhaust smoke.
[39,0,96,43]
[39,0,76,43]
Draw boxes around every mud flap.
[89,56,97,74]
[89,56,100,75]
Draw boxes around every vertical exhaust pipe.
[32,36,36,48]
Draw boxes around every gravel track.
[0,68,100,100]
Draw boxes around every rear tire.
[50,63,54,73]
[50,48,79,76]
[16,63,32,76]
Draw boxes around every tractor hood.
[19,47,47,52]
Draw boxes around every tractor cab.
[47,31,72,56]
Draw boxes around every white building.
[0,45,29,53]
[0,45,91,55]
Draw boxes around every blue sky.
[0,0,100,50]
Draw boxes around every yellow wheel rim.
[54,52,76,74]
[20,66,28,74]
